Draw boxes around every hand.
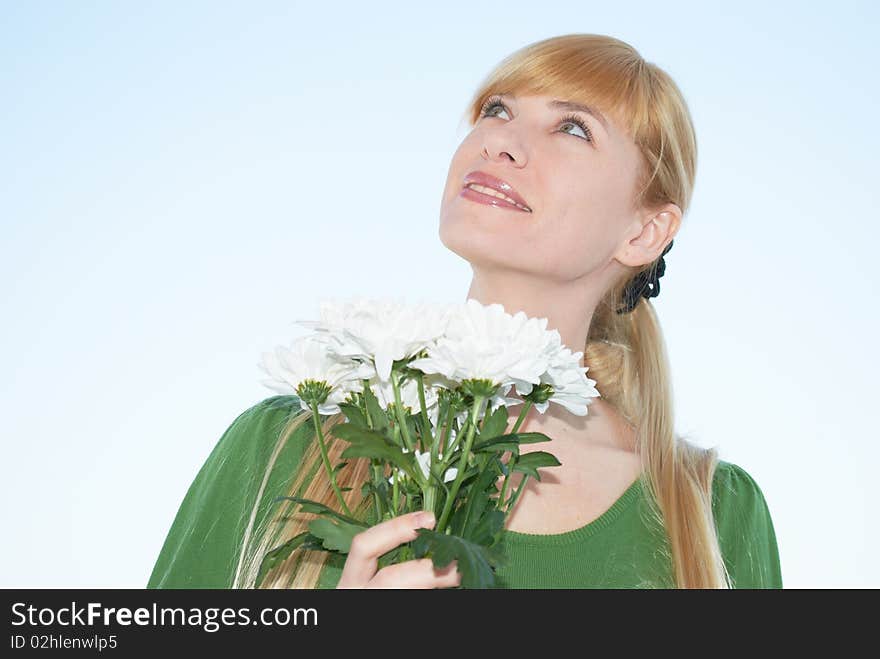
[336,510,461,589]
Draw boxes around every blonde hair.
[235,33,731,589]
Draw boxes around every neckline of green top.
[499,474,644,547]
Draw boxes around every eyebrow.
[501,93,610,132]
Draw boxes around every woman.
[147,33,782,589]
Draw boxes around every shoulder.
[146,395,309,588]
[201,395,320,502]
[227,395,306,438]
[710,459,775,531]
[710,459,783,588]
[711,460,768,508]
[214,395,309,462]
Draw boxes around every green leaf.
[331,424,418,479]
[362,383,391,435]
[511,451,562,482]
[308,516,364,553]
[272,495,367,528]
[411,529,508,589]
[472,457,503,492]
[473,509,506,546]
[455,464,481,486]
[472,431,553,454]
[332,461,348,474]
[455,459,504,538]
[449,498,468,537]
[460,488,489,538]
[513,431,554,444]
[338,401,366,427]
[361,478,393,514]
[255,531,318,588]
[403,412,419,444]
[477,404,509,442]
[473,438,521,454]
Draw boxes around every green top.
[147,396,783,589]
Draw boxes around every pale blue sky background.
[2,1,877,588]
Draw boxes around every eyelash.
[478,95,595,143]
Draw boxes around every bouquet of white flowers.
[253,297,600,588]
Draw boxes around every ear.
[613,203,681,268]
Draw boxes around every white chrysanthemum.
[388,448,457,485]
[296,295,456,383]
[410,299,599,417]
[408,298,559,396]
[526,345,602,416]
[257,333,375,416]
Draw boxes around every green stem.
[371,463,383,522]
[415,371,436,450]
[511,399,533,434]
[417,371,440,514]
[389,370,432,506]
[421,402,457,515]
[505,473,531,514]
[309,401,353,517]
[440,402,454,456]
[497,400,532,508]
[390,370,415,453]
[361,386,385,523]
[436,395,485,535]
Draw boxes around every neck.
[466,267,604,370]
[511,395,636,453]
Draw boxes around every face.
[439,92,649,283]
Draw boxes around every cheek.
[439,140,473,208]
[534,183,623,277]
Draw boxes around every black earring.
[616,240,674,315]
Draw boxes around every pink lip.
[461,170,532,213]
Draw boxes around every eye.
[478,95,595,144]
[479,96,510,119]
[558,113,594,143]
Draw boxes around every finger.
[339,510,435,587]
[430,559,462,589]
[367,558,460,589]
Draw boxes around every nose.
[481,129,527,167]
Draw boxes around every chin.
[443,194,521,230]
[438,212,471,259]
[439,213,520,270]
